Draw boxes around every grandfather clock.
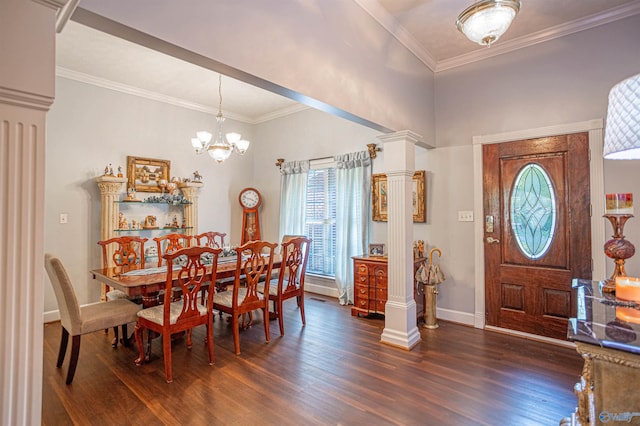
[239,187,262,244]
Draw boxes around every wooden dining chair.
[44,253,141,384]
[194,231,226,249]
[258,236,311,336]
[134,246,221,383]
[97,235,147,346]
[212,240,278,355]
[194,231,229,301]
[153,233,192,267]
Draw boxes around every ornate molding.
[0,86,54,111]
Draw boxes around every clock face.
[239,188,261,209]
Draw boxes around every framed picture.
[372,170,426,223]
[368,243,385,257]
[127,156,171,193]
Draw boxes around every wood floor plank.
[42,295,583,425]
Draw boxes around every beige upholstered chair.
[44,253,141,384]
[258,236,311,335]
[133,246,221,383]
[213,240,278,355]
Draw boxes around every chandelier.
[456,0,520,47]
[191,74,250,163]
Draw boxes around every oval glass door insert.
[510,163,556,259]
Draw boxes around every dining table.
[90,253,282,308]
[91,253,282,360]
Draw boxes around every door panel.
[484,133,591,340]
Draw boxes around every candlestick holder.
[603,214,635,293]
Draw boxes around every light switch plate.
[458,211,473,222]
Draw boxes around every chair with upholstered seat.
[44,253,141,384]
[97,235,147,346]
[258,236,311,335]
[212,240,277,355]
[134,246,221,383]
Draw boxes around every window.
[510,163,556,259]
[304,166,336,276]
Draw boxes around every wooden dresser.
[351,255,425,324]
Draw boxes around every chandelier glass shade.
[603,73,640,160]
[191,74,250,164]
[456,0,520,47]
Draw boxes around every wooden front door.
[483,133,591,340]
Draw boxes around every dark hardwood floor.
[42,295,583,425]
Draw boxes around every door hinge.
[591,258,594,272]
[589,203,592,217]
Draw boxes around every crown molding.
[56,66,308,124]
[352,0,437,71]
[0,86,54,111]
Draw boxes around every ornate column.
[379,131,422,350]
[178,181,204,236]
[96,176,127,300]
[0,1,64,424]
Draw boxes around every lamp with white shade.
[603,73,640,160]
[191,74,250,164]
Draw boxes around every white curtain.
[335,151,371,305]
[278,160,309,243]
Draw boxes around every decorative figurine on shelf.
[193,171,202,182]
[104,165,110,176]
[158,179,168,195]
[125,186,139,201]
[143,215,158,229]
[108,164,114,176]
[118,212,128,230]
[131,219,137,229]
[166,177,179,195]
[172,215,179,228]
[117,166,123,178]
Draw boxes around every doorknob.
[486,237,500,244]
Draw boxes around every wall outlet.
[458,211,473,222]
[59,213,68,224]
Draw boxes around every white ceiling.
[56,0,640,124]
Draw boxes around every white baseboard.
[305,283,339,298]
[435,307,476,326]
[485,325,576,348]
[43,309,60,324]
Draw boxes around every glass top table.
[569,278,640,354]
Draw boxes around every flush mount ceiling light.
[191,74,250,164]
[456,0,521,47]
[603,73,640,159]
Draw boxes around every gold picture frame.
[372,170,426,223]
[126,156,171,193]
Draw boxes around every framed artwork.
[127,156,171,193]
[372,170,426,223]
[368,243,385,257]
